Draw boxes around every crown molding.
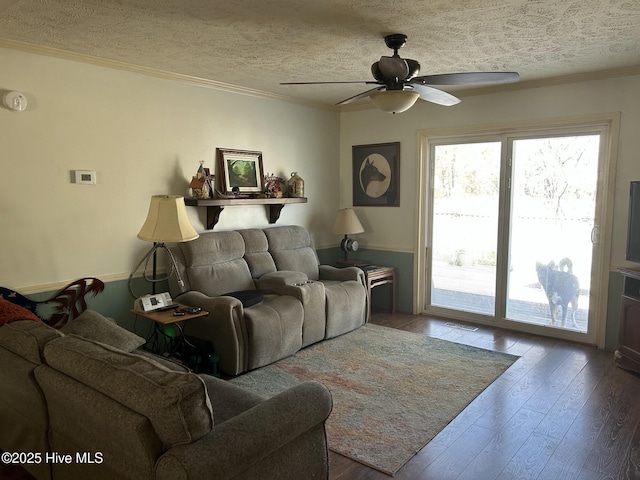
[0,38,337,112]
[2,38,637,114]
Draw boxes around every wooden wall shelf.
[184,197,307,230]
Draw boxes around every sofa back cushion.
[35,363,163,480]
[0,320,62,364]
[239,228,277,278]
[42,335,214,449]
[177,230,256,296]
[265,226,320,280]
[61,310,145,352]
[0,321,59,479]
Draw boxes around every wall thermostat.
[72,170,97,185]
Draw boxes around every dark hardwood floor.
[3,312,639,480]
[330,312,640,480]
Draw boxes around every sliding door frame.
[414,113,620,348]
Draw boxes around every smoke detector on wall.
[3,91,27,112]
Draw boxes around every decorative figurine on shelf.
[190,161,214,199]
[287,171,304,198]
[264,173,286,198]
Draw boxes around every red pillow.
[0,298,42,325]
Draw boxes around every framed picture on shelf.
[352,142,400,206]
[217,148,265,194]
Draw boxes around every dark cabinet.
[615,268,640,372]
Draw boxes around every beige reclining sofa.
[169,225,367,376]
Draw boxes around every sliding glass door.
[425,127,606,341]
[505,135,599,332]
[430,141,501,317]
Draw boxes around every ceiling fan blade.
[378,56,409,80]
[336,87,385,106]
[410,84,460,106]
[411,72,520,86]
[280,81,376,85]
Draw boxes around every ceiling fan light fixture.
[370,90,419,114]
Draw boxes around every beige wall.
[3,40,639,313]
[339,73,640,346]
[0,47,340,291]
[339,73,640,266]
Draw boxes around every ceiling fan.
[281,34,519,114]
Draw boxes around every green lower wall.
[31,252,623,351]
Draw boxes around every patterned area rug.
[230,324,518,476]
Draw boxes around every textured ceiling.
[0,0,639,108]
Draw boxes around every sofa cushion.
[243,295,304,370]
[264,226,321,280]
[223,290,264,308]
[61,310,145,352]
[323,281,367,338]
[0,298,42,325]
[43,335,214,449]
[179,231,256,296]
[239,228,277,278]
[0,320,62,364]
[183,230,245,266]
[135,349,191,372]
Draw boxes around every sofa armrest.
[256,270,321,300]
[174,291,248,376]
[175,290,242,310]
[155,381,332,480]
[319,265,365,285]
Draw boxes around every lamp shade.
[370,90,420,114]
[137,195,199,243]
[332,208,365,235]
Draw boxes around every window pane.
[505,135,599,332]
[431,142,501,316]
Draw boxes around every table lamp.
[128,195,199,297]
[332,208,365,260]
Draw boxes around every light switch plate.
[72,170,97,185]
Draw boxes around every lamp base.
[340,235,359,260]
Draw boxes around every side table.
[130,304,217,374]
[336,261,396,321]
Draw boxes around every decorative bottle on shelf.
[288,172,304,198]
